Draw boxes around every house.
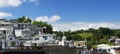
[58,36,67,46]
[0,27,10,39]
[2,32,23,49]
[58,36,87,48]
[0,21,34,49]
[73,41,86,48]
[0,20,57,50]
[109,36,120,45]
[24,34,56,47]
[97,44,111,53]
[0,21,12,39]
[0,21,33,38]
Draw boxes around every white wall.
[15,30,22,37]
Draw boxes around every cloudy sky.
[0,0,120,31]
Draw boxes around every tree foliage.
[53,27,119,46]
[32,21,53,34]
[98,27,112,36]
[79,33,93,39]
[16,16,53,34]
[115,31,120,38]
[18,16,32,23]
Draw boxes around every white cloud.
[35,15,120,31]
[29,0,39,5]
[52,22,120,31]
[22,0,40,5]
[22,0,27,2]
[35,15,61,23]
[0,0,22,7]
[0,12,12,18]
[0,0,40,8]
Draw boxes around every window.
[108,49,110,52]
[3,31,6,34]
[98,49,102,52]
[10,38,13,40]
[43,36,47,40]
[35,38,39,40]
[53,36,56,39]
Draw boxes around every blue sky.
[0,0,120,31]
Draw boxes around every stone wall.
[1,46,79,54]
[45,46,77,54]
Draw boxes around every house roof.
[97,44,111,49]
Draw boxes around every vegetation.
[1,16,120,47]
[9,16,53,34]
[32,21,53,34]
[18,16,32,23]
[53,27,120,47]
